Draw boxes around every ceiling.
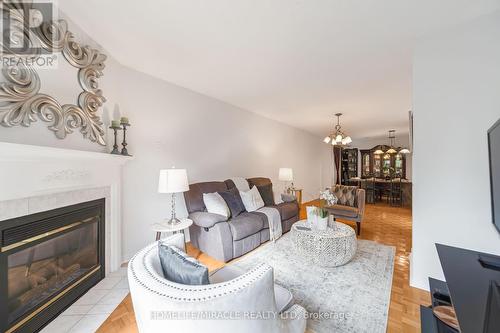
[59,0,500,139]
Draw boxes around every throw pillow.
[256,184,275,206]
[218,187,245,217]
[158,243,209,285]
[239,186,265,212]
[333,185,357,207]
[165,242,198,264]
[203,192,230,218]
[281,193,296,203]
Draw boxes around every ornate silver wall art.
[0,2,107,145]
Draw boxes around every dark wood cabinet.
[360,149,371,178]
[341,148,358,184]
[359,145,407,179]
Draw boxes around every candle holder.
[109,125,122,155]
[120,122,132,156]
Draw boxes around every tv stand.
[420,278,457,333]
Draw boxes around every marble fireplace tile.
[62,305,93,316]
[28,195,57,214]
[93,277,121,290]
[0,198,29,220]
[40,315,84,333]
[114,277,129,290]
[27,187,109,215]
[38,272,130,333]
[96,288,129,306]
[69,314,108,333]
[73,289,110,306]
[107,267,128,278]
[87,303,119,315]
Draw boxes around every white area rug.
[231,231,395,333]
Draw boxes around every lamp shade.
[386,148,397,154]
[279,168,293,182]
[399,148,411,154]
[158,168,189,193]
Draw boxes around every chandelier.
[323,113,352,146]
[374,130,411,154]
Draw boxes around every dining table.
[346,177,412,207]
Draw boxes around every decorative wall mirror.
[0,2,107,145]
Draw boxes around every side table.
[152,218,193,251]
[290,188,302,205]
[290,188,303,214]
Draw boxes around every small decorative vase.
[317,216,328,231]
[306,206,317,226]
[328,214,337,230]
[316,216,328,231]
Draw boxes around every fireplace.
[0,199,105,333]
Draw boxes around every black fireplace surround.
[0,199,105,333]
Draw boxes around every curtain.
[333,146,342,185]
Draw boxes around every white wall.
[411,10,500,290]
[0,14,333,262]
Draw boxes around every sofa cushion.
[209,266,293,313]
[203,192,230,218]
[209,265,242,284]
[274,283,294,313]
[249,211,269,229]
[256,184,275,206]
[226,177,250,191]
[158,243,209,285]
[228,212,264,240]
[239,186,265,212]
[333,185,357,207]
[218,187,245,217]
[247,177,272,187]
[278,202,298,221]
[327,204,359,218]
[184,181,228,213]
[189,211,227,228]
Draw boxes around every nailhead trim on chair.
[129,243,272,302]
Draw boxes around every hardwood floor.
[97,202,430,333]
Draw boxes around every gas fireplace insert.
[0,199,105,333]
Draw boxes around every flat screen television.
[488,118,500,233]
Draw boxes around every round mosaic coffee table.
[291,220,357,267]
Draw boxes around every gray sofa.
[184,177,299,262]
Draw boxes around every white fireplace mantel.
[0,142,133,273]
[0,141,133,163]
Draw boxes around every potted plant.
[310,189,337,230]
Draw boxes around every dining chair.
[390,178,403,206]
[365,177,376,204]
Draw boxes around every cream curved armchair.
[128,234,306,333]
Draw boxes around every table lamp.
[279,168,294,194]
[158,168,189,225]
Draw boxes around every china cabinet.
[341,148,358,184]
[360,145,407,179]
[360,149,371,177]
